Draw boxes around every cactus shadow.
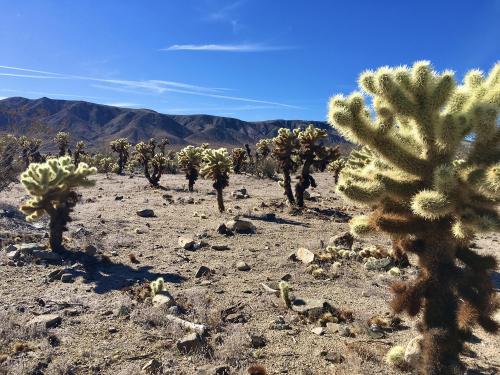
[242,212,310,227]
[61,250,187,294]
[307,207,351,222]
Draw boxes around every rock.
[3,244,17,252]
[250,334,267,348]
[115,195,124,201]
[168,306,181,315]
[231,188,249,199]
[152,293,175,308]
[178,196,194,204]
[236,261,251,271]
[48,269,65,281]
[135,228,146,234]
[405,335,423,369]
[84,245,97,256]
[217,223,234,236]
[176,333,205,354]
[60,273,73,283]
[270,316,291,330]
[136,209,155,218]
[225,219,256,234]
[366,324,385,339]
[292,298,331,320]
[364,257,391,270]
[178,237,196,250]
[324,352,344,364]
[108,326,118,333]
[225,313,247,323]
[329,232,354,250]
[7,250,20,260]
[142,359,162,374]
[339,325,353,337]
[28,314,62,329]
[295,248,315,264]
[16,243,46,254]
[211,244,230,251]
[198,364,231,375]
[195,266,212,278]
[311,327,325,335]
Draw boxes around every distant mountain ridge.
[0,97,348,150]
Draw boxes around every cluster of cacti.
[73,141,86,166]
[0,134,23,191]
[18,136,43,168]
[231,147,247,174]
[110,138,131,174]
[133,139,166,187]
[177,145,204,191]
[327,157,346,185]
[271,128,299,204]
[328,61,499,374]
[200,148,232,212]
[149,277,167,297]
[294,125,340,207]
[158,138,170,156]
[20,156,96,252]
[54,131,70,157]
[255,139,272,160]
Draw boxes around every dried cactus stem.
[214,178,226,212]
[295,159,314,207]
[283,168,295,205]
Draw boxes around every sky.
[0,0,499,121]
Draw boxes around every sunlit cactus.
[272,128,299,205]
[54,131,70,157]
[18,136,43,168]
[294,124,339,207]
[158,137,170,156]
[177,145,203,191]
[73,141,86,166]
[231,147,247,174]
[110,138,131,174]
[200,148,232,212]
[327,157,346,185]
[328,61,500,374]
[20,156,96,252]
[134,141,166,187]
[0,134,23,191]
[256,139,272,160]
[97,155,118,174]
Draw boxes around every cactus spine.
[20,156,96,252]
[200,148,232,212]
[110,138,131,174]
[177,145,203,191]
[328,61,500,374]
[54,131,70,157]
[272,128,299,205]
[294,125,339,207]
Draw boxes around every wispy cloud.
[162,43,293,52]
[163,104,281,113]
[0,65,300,109]
[104,102,140,108]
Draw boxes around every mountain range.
[0,97,348,151]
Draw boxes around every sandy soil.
[0,172,498,375]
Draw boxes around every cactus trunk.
[216,187,224,212]
[283,168,295,205]
[48,207,67,253]
[295,159,313,207]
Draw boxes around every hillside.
[0,97,347,150]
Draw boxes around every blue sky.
[0,0,499,121]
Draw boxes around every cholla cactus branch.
[328,61,500,374]
[177,145,203,191]
[200,148,232,212]
[20,156,96,252]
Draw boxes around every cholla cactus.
[97,155,118,174]
[327,158,346,185]
[294,125,339,207]
[256,139,272,160]
[231,147,247,174]
[177,145,203,191]
[278,280,292,309]
[158,137,170,156]
[0,134,23,191]
[20,156,96,252]
[110,138,131,174]
[73,141,86,166]
[134,141,166,187]
[18,136,43,168]
[328,61,500,374]
[272,128,299,205]
[200,148,232,212]
[150,277,167,297]
[54,132,70,156]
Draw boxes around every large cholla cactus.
[177,145,203,191]
[110,138,131,174]
[20,156,96,252]
[200,148,232,212]
[54,132,70,157]
[231,147,247,174]
[294,125,339,207]
[328,61,500,374]
[327,157,346,185]
[272,128,299,205]
[255,139,272,160]
[134,141,166,187]
[73,141,86,166]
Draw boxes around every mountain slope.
[0,97,348,150]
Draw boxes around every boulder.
[225,219,256,234]
[152,293,175,308]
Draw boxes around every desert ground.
[0,172,498,375]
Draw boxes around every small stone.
[195,266,212,278]
[236,261,251,271]
[211,244,230,251]
[176,333,205,354]
[28,314,62,329]
[178,237,196,250]
[136,209,155,218]
[225,219,256,234]
[311,327,325,335]
[60,273,73,283]
[7,250,20,260]
[152,293,175,308]
[217,223,233,236]
[291,298,331,320]
[108,326,118,333]
[324,352,344,364]
[135,228,146,234]
[142,359,162,374]
[295,248,315,264]
[329,232,354,250]
[250,334,267,348]
[84,245,97,256]
[225,313,247,323]
[111,251,118,256]
[339,325,352,337]
[115,196,124,201]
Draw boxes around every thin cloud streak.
[0,64,300,109]
[162,43,294,52]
